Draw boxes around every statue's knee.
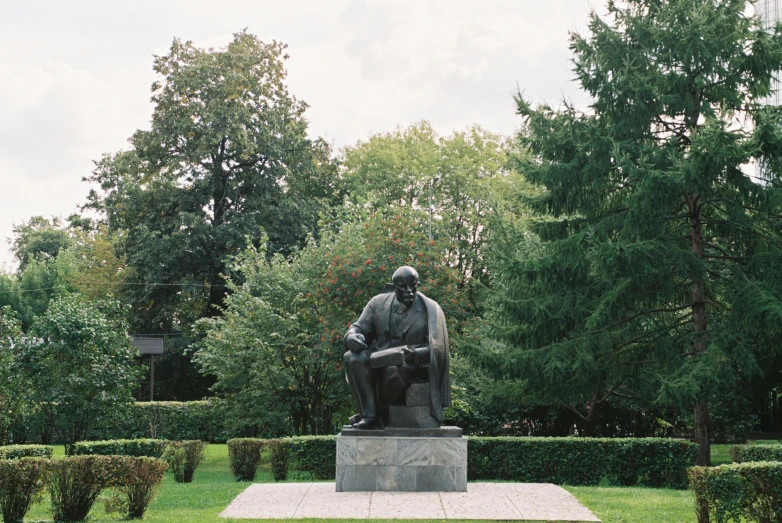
[344,351,368,369]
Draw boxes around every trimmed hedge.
[49,455,168,522]
[225,436,696,488]
[91,401,228,443]
[0,445,53,460]
[227,439,264,482]
[729,444,782,463]
[289,436,337,480]
[163,440,206,483]
[689,462,782,523]
[112,457,168,519]
[0,458,49,523]
[70,439,169,458]
[467,437,697,488]
[226,437,334,482]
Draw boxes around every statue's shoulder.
[417,292,444,313]
[367,292,394,309]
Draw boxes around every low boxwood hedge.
[0,445,53,460]
[729,443,782,463]
[69,439,169,458]
[227,435,696,488]
[289,436,336,481]
[688,461,782,523]
[468,437,698,488]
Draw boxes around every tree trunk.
[694,399,711,467]
[688,192,711,466]
[579,393,602,437]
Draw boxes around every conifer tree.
[486,0,782,465]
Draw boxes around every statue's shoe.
[348,414,362,425]
[352,418,379,430]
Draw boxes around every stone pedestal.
[336,432,467,492]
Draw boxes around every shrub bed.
[70,439,169,458]
[729,444,782,463]
[0,444,54,460]
[467,437,697,488]
[688,462,782,523]
[0,457,49,523]
[163,440,206,483]
[227,439,264,481]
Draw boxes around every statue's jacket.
[346,291,452,422]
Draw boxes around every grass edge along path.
[21,442,748,523]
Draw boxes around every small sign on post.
[131,337,164,402]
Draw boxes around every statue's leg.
[381,364,415,406]
[343,350,377,423]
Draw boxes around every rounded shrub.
[227,438,263,481]
[163,440,206,483]
[0,457,49,523]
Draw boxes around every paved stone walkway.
[219,482,600,521]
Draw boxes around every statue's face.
[393,273,419,307]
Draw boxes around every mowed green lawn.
[21,442,765,523]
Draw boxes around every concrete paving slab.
[219,482,600,521]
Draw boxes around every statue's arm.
[345,298,377,352]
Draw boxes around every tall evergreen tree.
[484,0,782,464]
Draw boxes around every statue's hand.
[346,332,367,352]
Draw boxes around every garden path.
[219,481,601,521]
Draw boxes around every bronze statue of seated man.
[343,266,451,430]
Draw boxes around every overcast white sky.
[0,0,596,269]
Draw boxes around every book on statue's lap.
[369,346,406,368]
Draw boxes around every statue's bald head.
[392,266,419,307]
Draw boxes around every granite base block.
[336,434,467,492]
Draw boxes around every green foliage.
[0,457,49,523]
[13,296,139,454]
[288,436,337,480]
[267,439,290,482]
[10,216,72,271]
[0,309,30,446]
[0,445,53,460]
[163,440,206,483]
[70,439,169,458]
[226,438,264,481]
[90,401,229,443]
[688,462,782,523]
[196,238,345,437]
[197,211,468,435]
[468,437,697,489]
[729,444,782,464]
[85,31,338,335]
[340,121,527,292]
[482,0,782,464]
